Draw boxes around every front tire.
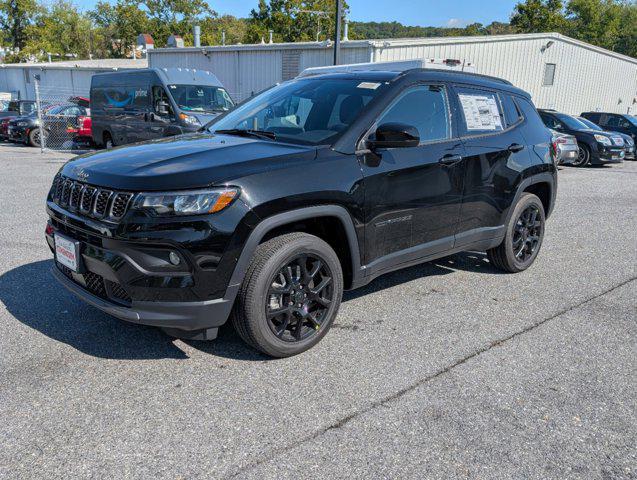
[232,233,343,358]
[28,128,41,148]
[573,144,591,167]
[487,193,546,273]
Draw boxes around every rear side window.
[456,87,504,134]
[377,85,450,143]
[500,93,522,127]
[515,97,550,143]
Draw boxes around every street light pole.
[333,0,342,65]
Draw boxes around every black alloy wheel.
[512,205,542,263]
[265,254,334,342]
[232,232,343,357]
[487,192,546,273]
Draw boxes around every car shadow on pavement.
[2,253,498,361]
[0,259,264,361]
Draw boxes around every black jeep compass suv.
[46,69,557,357]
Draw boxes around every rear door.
[360,83,466,266]
[453,86,529,246]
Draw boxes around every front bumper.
[594,144,624,163]
[45,201,248,332]
[52,265,234,331]
[8,126,28,143]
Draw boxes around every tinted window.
[377,85,450,143]
[209,78,390,146]
[515,97,548,135]
[456,87,504,134]
[152,86,174,116]
[583,112,601,123]
[555,113,589,130]
[539,113,560,129]
[577,117,603,130]
[500,93,522,127]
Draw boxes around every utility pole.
[333,0,342,65]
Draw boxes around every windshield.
[556,113,590,130]
[168,84,234,114]
[577,117,602,130]
[626,115,637,126]
[208,78,390,146]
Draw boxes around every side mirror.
[368,122,420,149]
[156,100,170,116]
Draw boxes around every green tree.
[0,0,40,50]
[565,0,624,51]
[89,1,149,57]
[145,0,214,46]
[510,0,568,32]
[200,15,248,46]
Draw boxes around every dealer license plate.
[55,233,80,272]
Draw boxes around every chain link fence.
[34,77,91,153]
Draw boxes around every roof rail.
[397,68,512,86]
[298,59,476,78]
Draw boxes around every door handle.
[508,143,525,153]
[438,154,463,166]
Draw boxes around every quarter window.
[376,85,450,143]
[500,94,522,127]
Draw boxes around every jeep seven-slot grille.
[50,174,133,222]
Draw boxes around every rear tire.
[232,232,343,358]
[487,192,545,273]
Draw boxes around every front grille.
[111,193,133,218]
[94,190,112,217]
[80,186,97,212]
[50,175,133,222]
[57,263,132,306]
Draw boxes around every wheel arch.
[509,172,557,222]
[227,206,363,292]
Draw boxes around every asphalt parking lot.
[0,143,635,479]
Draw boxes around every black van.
[580,111,637,142]
[90,68,234,148]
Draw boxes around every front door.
[147,86,175,140]
[359,84,465,270]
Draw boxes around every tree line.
[0,0,634,63]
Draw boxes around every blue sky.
[75,0,519,27]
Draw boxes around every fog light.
[169,251,181,265]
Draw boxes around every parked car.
[550,129,578,165]
[46,68,556,357]
[0,100,36,120]
[8,102,88,147]
[577,116,635,161]
[90,68,235,148]
[580,111,637,143]
[538,109,624,166]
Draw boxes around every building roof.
[0,58,148,70]
[148,32,637,65]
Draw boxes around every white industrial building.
[147,32,637,114]
[0,58,147,100]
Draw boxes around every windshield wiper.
[214,129,276,140]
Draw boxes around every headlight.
[133,188,238,216]
[594,134,612,146]
[179,113,201,126]
[17,121,28,127]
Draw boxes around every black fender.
[222,205,363,304]
[507,171,557,224]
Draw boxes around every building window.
[543,63,556,86]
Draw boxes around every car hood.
[60,133,317,191]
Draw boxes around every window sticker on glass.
[458,93,503,131]
[357,82,381,90]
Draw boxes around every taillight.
[45,222,54,236]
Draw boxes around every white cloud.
[445,18,470,28]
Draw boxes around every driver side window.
[376,85,450,143]
[152,86,173,116]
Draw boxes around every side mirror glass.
[368,122,420,150]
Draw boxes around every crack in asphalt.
[228,276,636,479]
